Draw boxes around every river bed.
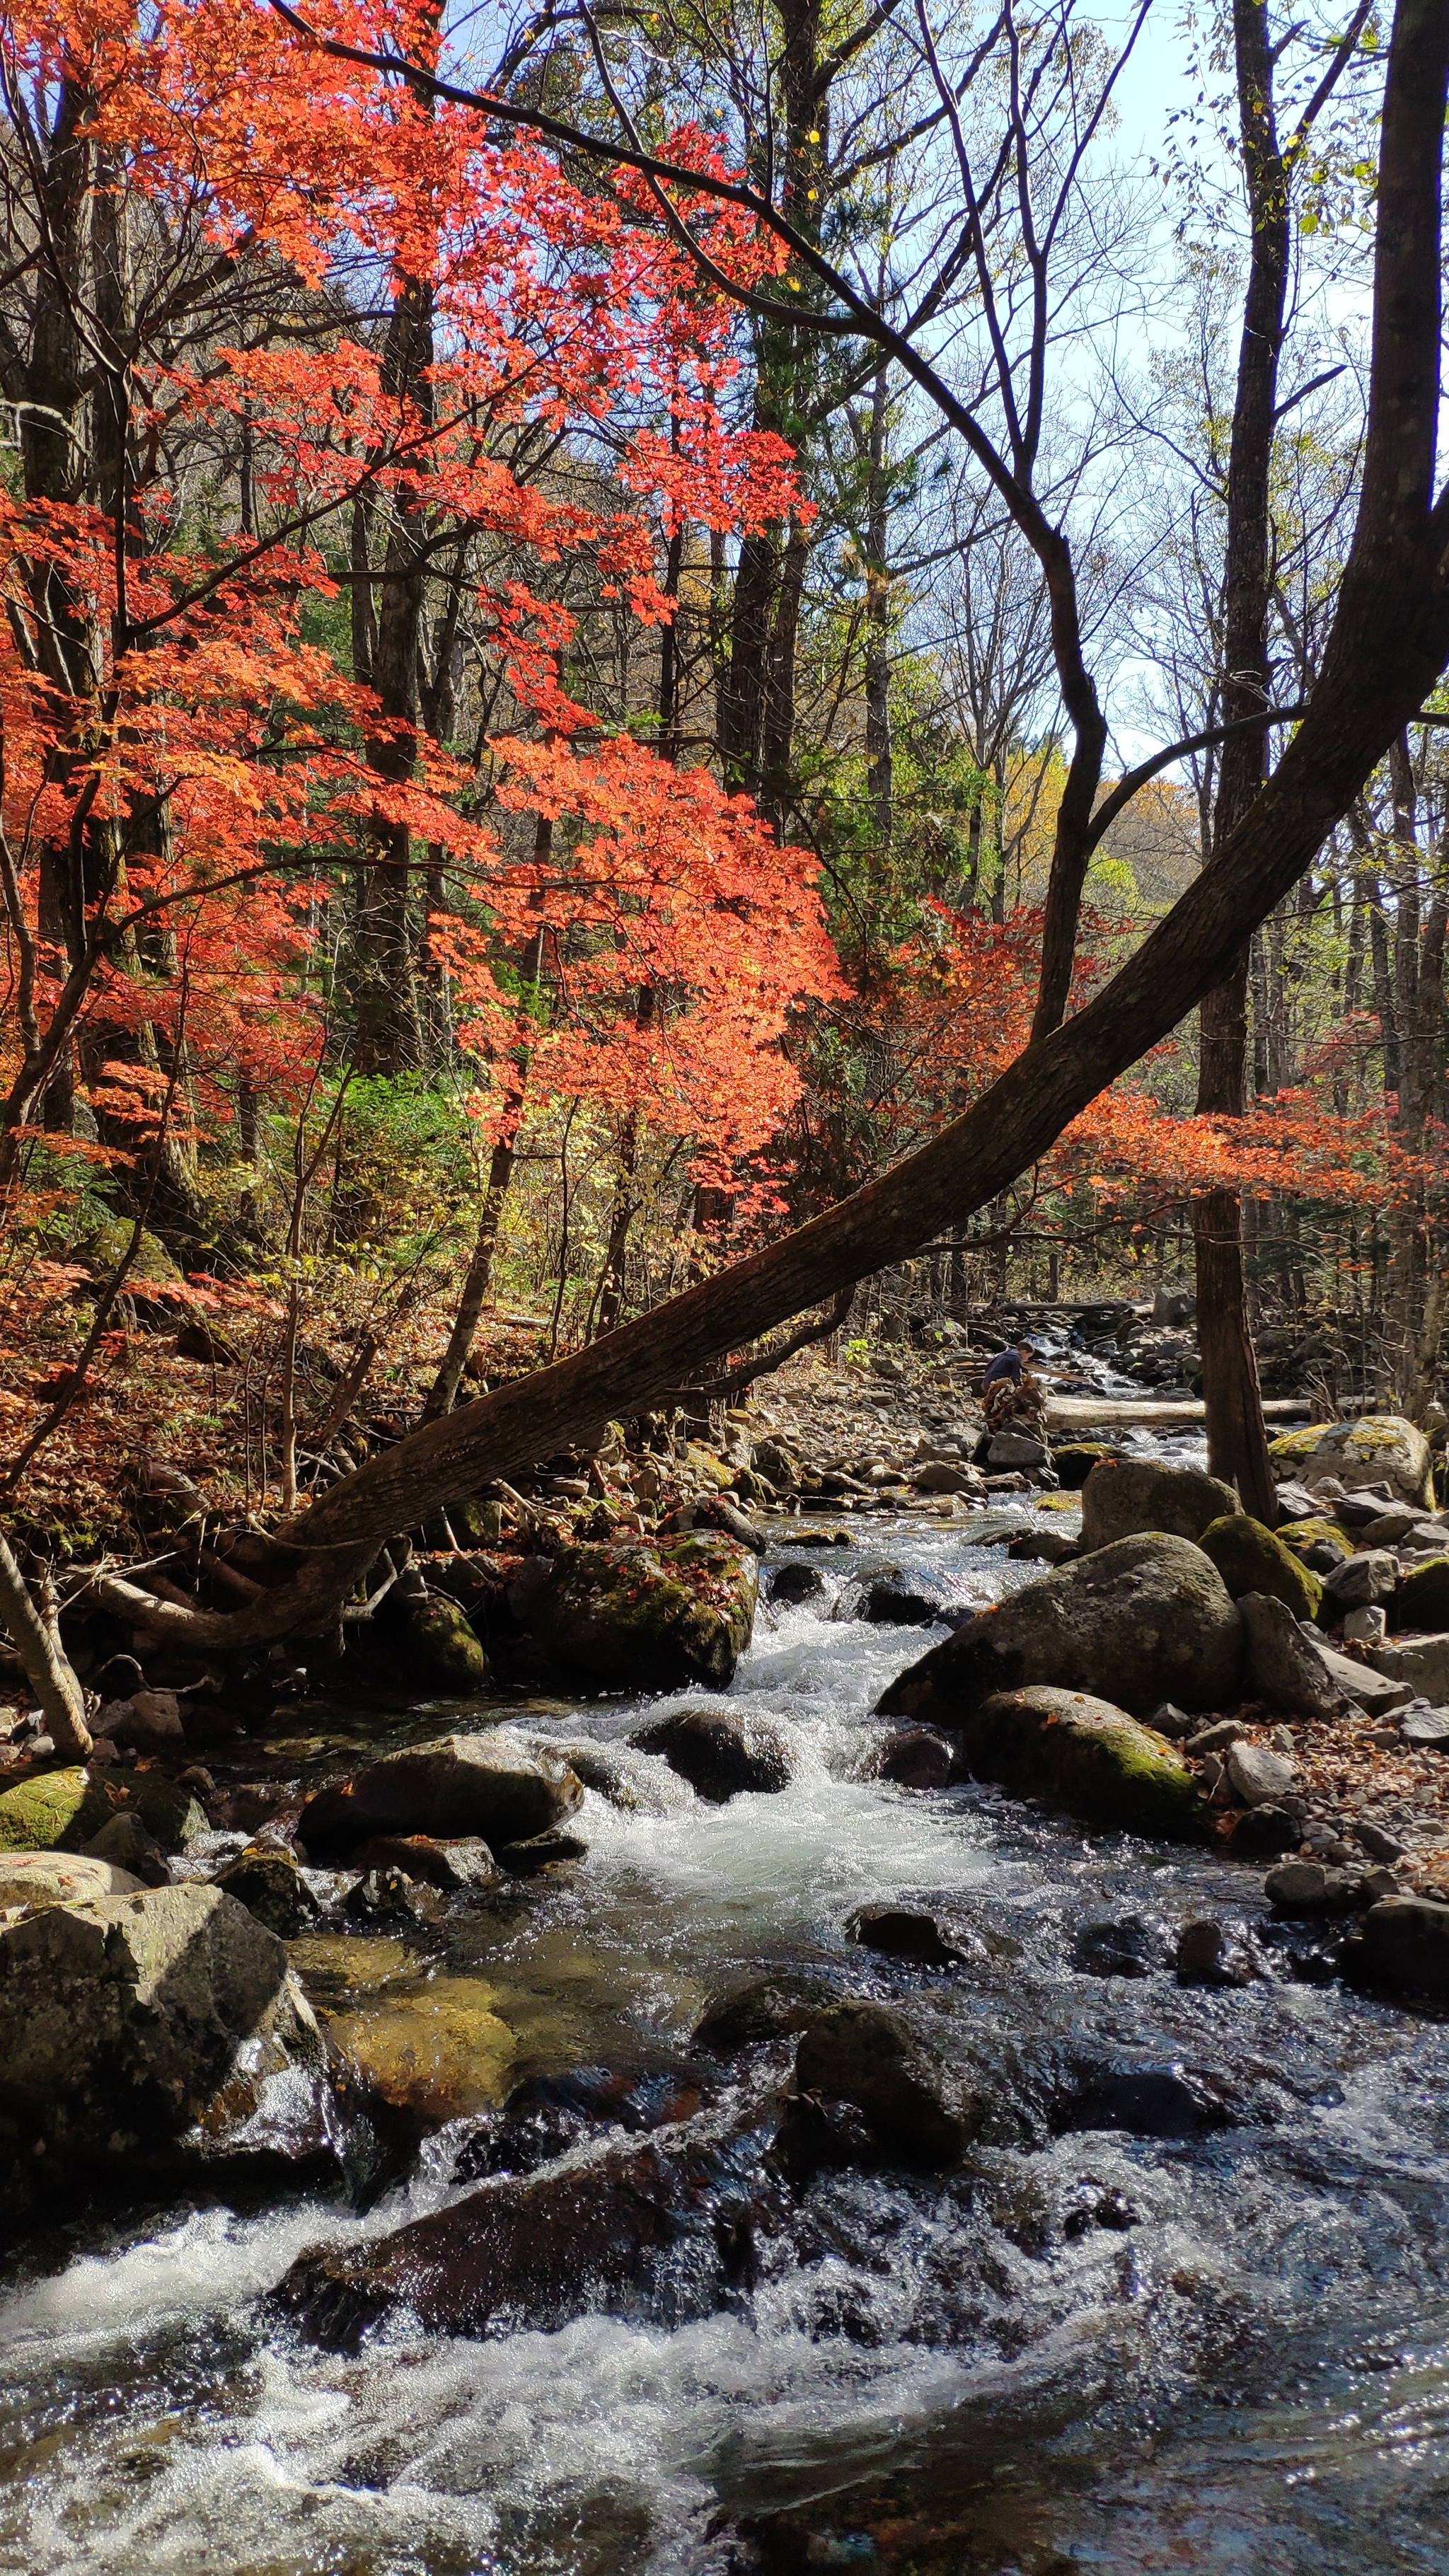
[3,1494,1449,2575]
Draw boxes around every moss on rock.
[1275,1515,1353,1566]
[1269,1414,1433,1508]
[524,1536,758,1692]
[959,1685,1209,1840]
[1198,1514,1322,1621]
[327,1977,516,2125]
[0,1767,117,1854]
[1051,1442,1115,1491]
[397,1593,489,1689]
[1392,1556,1449,1634]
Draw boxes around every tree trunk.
[0,1533,91,1757]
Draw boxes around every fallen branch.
[0,1532,91,1757]
[655,1288,855,1409]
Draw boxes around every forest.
[1,1,1448,2569]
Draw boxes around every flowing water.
[4,1468,1449,2574]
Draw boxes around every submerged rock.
[795,1999,973,2171]
[845,1906,964,1967]
[511,1535,758,1691]
[1072,1914,1173,1979]
[693,1973,836,2055]
[1080,1458,1240,1552]
[631,1706,794,1802]
[945,1685,1208,1840]
[870,1726,953,1789]
[327,1977,516,2125]
[298,1732,582,1860]
[1197,1514,1322,1622]
[877,1534,1241,1726]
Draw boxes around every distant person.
[982,1339,1064,1436]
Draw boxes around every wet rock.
[1237,1591,1353,1722]
[495,1827,589,1872]
[795,1999,972,2171]
[871,1727,953,1789]
[1051,1440,1115,1489]
[1054,2058,1243,2137]
[1264,1860,1361,1916]
[537,1738,671,1814]
[861,1568,958,1627]
[1080,1458,1240,1552]
[1197,1514,1322,1622]
[693,1973,835,2055]
[1007,1527,1078,1566]
[1270,1414,1434,1510]
[1344,1895,1449,1999]
[766,1561,826,1607]
[391,1590,489,1690]
[298,1732,583,1860]
[1225,1740,1298,1808]
[1174,1919,1250,1985]
[951,1686,1209,1837]
[349,1833,499,1892]
[454,2064,711,2183]
[214,1847,320,1934]
[1322,1549,1401,1615]
[0,1850,144,1912]
[631,1706,794,1802]
[277,2115,773,2345]
[845,1906,964,1967]
[512,1536,758,1692]
[343,1866,439,1926]
[325,1977,516,2127]
[0,1883,321,2181]
[1073,1914,1172,1978]
[877,1534,1241,1727]
[1392,1557,1449,1634]
[81,1810,171,1883]
[1225,1805,1300,1858]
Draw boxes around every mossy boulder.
[395,1590,489,1690]
[1269,1414,1433,1509]
[1080,1458,1240,1550]
[878,1533,1241,1726]
[1198,1513,1322,1622]
[1275,1515,1353,1569]
[1392,1556,1449,1634]
[954,1685,1210,1841]
[0,1767,117,1854]
[515,1536,757,1692]
[1051,1441,1115,1491]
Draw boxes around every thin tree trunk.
[0,1533,91,1756]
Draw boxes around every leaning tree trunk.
[0,1533,91,1757]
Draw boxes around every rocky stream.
[3,1397,1449,2575]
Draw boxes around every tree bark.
[0,1533,91,1757]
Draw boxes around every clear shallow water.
[4,1495,1449,2575]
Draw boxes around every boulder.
[1237,1592,1351,1721]
[940,1685,1208,1840]
[348,1834,498,1892]
[1322,1549,1401,1613]
[511,1536,757,1691]
[693,1973,835,2054]
[910,1459,983,1493]
[986,1431,1048,1469]
[1225,1805,1300,1857]
[0,1851,144,1912]
[877,1534,1241,1725]
[1264,1861,1361,1917]
[1392,1556,1449,1633]
[766,1561,826,1606]
[1370,1634,1449,1705]
[1276,1515,1353,1570]
[327,1977,516,2125]
[795,2000,973,2171]
[391,1591,489,1690]
[1051,1441,1115,1491]
[276,2118,774,2348]
[1080,1459,1240,1552]
[870,1727,953,1789]
[1224,1740,1298,1808]
[630,1706,794,1802]
[298,1732,582,1860]
[92,1687,186,1750]
[213,1847,321,1935]
[0,1883,321,2176]
[1268,1414,1433,1510]
[1197,1515,1322,1622]
[81,1812,171,1882]
[0,1766,116,1854]
[861,1568,959,1627]
[1346,1895,1449,1999]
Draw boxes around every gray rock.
[214,1847,320,1934]
[1361,1503,1434,1547]
[631,1706,794,1802]
[795,2000,974,2171]
[81,1811,171,1883]
[910,1460,981,1494]
[347,1834,498,1893]
[1226,1803,1300,1857]
[1080,1459,1240,1553]
[1238,1591,1353,1722]
[1343,1604,1388,1644]
[987,1431,1049,1469]
[1400,1704,1449,1749]
[1225,1740,1298,1808]
[1315,1636,1416,1716]
[1145,1701,1194,1740]
[1322,1550,1400,1612]
[1272,1482,1320,1525]
[0,1851,144,1912]
[299,1733,584,1860]
[1352,1819,1407,1864]
[861,1569,957,1627]
[1370,1634,1449,1706]
[0,1883,321,2173]
[1007,1527,1078,1564]
[1263,1860,1361,1915]
[878,1534,1241,1726]
[1267,1415,1433,1510]
[1184,1718,1249,1755]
